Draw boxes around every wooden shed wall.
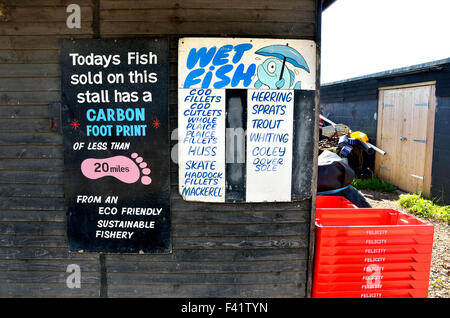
[0,0,319,297]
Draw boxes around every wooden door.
[376,83,436,196]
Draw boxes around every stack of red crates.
[316,196,358,209]
[313,196,434,298]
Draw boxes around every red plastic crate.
[314,271,431,283]
[315,235,434,247]
[313,279,430,292]
[312,208,434,298]
[316,244,433,256]
[317,227,433,238]
[312,288,429,298]
[315,208,434,238]
[316,196,357,208]
[314,253,432,265]
[314,262,433,275]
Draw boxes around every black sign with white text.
[60,38,171,253]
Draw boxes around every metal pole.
[319,115,386,155]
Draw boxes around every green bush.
[397,193,449,222]
[351,176,396,192]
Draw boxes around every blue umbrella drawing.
[255,44,310,84]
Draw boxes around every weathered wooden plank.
[0,133,62,145]
[100,0,316,11]
[107,249,308,262]
[0,271,99,283]
[108,271,306,285]
[0,35,91,50]
[172,211,309,224]
[101,21,315,37]
[101,8,315,23]
[0,247,100,260]
[171,198,311,212]
[0,211,64,222]
[173,237,308,249]
[3,0,94,5]
[0,197,65,210]
[108,283,304,297]
[2,235,304,253]
[0,222,65,236]
[170,171,177,186]
[0,22,93,36]
[0,283,99,297]
[5,6,93,22]
[0,50,59,63]
[169,92,177,106]
[0,234,66,247]
[0,145,62,159]
[0,78,59,91]
[0,91,60,105]
[0,171,63,184]
[172,223,309,237]
[0,106,50,119]
[0,64,59,77]
[0,184,64,197]
[170,203,312,214]
[0,259,99,271]
[107,259,307,274]
[0,158,64,170]
[0,119,52,132]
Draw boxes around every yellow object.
[351,131,369,143]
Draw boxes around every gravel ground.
[359,189,449,298]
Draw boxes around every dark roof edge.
[322,0,337,11]
[322,57,450,86]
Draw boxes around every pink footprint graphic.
[81,153,152,185]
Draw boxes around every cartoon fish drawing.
[254,44,310,90]
[254,58,301,90]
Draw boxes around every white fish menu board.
[178,38,316,203]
